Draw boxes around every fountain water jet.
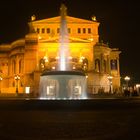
[59,4,69,70]
[39,4,87,100]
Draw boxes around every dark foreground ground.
[0,98,140,140]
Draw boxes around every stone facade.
[0,15,121,96]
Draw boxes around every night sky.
[0,0,139,83]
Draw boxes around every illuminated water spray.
[39,4,87,100]
[59,4,69,70]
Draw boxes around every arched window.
[95,59,100,72]
[12,60,16,74]
[13,81,15,87]
[19,59,23,74]
[103,60,107,73]
[110,59,117,70]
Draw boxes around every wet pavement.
[0,99,140,140]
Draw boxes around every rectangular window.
[57,28,60,33]
[83,28,86,33]
[78,28,81,33]
[36,28,40,33]
[110,60,118,70]
[88,28,91,33]
[68,28,71,33]
[42,28,45,34]
[46,28,50,33]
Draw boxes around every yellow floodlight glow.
[38,36,42,40]
[56,56,59,59]
[68,56,72,60]
[107,75,113,80]
[52,66,55,70]
[72,66,76,70]
[43,56,49,62]
[0,77,2,81]
[79,56,85,62]
[124,76,130,81]
[136,84,140,88]
[88,38,93,41]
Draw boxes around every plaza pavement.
[0,96,140,139]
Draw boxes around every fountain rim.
[41,70,86,76]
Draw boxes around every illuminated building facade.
[0,8,121,95]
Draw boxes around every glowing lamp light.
[56,56,59,59]
[25,87,30,94]
[38,36,42,40]
[43,56,47,59]
[88,38,93,41]
[107,75,113,80]
[52,66,56,70]
[14,75,20,94]
[0,76,2,93]
[68,56,72,60]
[41,64,44,68]
[124,76,130,88]
[14,75,20,80]
[43,56,49,62]
[136,84,140,88]
[79,56,85,62]
[107,75,113,93]
[124,76,130,81]
[72,66,76,70]
[0,77,2,81]
[39,97,48,100]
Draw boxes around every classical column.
[9,58,12,76]
[100,54,104,73]
[107,55,110,73]
[16,56,19,74]
[117,58,120,76]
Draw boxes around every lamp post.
[124,76,130,89]
[0,77,2,93]
[108,75,113,93]
[14,75,20,95]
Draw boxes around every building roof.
[32,16,99,25]
[0,44,11,52]
[11,39,25,49]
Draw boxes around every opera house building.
[0,8,121,96]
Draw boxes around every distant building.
[0,6,121,95]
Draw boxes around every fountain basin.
[39,71,87,100]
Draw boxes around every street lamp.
[14,75,20,94]
[0,77,2,93]
[108,75,113,93]
[124,76,130,89]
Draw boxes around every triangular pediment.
[32,16,99,24]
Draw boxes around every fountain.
[39,4,87,100]
[59,4,69,71]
